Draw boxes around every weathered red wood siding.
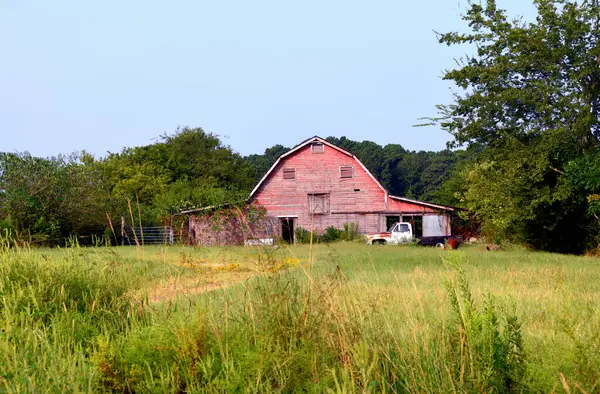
[252,144,388,233]
[253,143,454,234]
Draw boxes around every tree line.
[0,129,254,244]
[0,128,464,245]
[2,0,600,253]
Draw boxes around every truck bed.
[419,235,463,246]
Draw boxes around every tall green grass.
[1,239,599,392]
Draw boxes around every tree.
[245,144,290,183]
[99,127,255,225]
[432,0,600,252]
[0,152,114,243]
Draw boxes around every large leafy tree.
[0,127,257,243]
[433,0,600,252]
[0,152,114,242]
[100,127,255,223]
[245,144,291,183]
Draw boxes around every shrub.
[320,226,342,243]
[0,219,12,231]
[340,222,361,241]
[442,256,527,392]
[295,226,318,244]
[296,226,349,244]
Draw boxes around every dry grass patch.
[146,271,256,303]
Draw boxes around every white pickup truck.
[366,222,414,245]
[366,221,461,248]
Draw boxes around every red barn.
[247,136,454,243]
[186,136,455,245]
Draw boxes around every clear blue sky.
[0,0,536,158]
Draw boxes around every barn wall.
[304,213,381,235]
[251,143,455,236]
[189,212,278,246]
[253,144,388,232]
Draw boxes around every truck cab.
[366,219,462,248]
[366,222,414,245]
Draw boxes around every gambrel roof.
[249,136,455,212]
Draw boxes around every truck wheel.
[435,242,445,249]
[372,240,386,246]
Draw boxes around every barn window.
[283,168,296,180]
[308,193,329,214]
[340,166,354,179]
[311,142,325,153]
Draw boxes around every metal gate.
[122,226,172,245]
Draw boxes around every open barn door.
[280,218,295,244]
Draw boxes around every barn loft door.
[308,193,330,214]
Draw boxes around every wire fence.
[122,226,173,246]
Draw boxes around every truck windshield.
[388,223,411,233]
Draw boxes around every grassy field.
[1,240,599,392]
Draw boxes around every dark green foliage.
[320,226,342,243]
[295,226,318,244]
[428,0,600,253]
[340,222,361,242]
[101,127,255,221]
[295,224,358,244]
[566,149,600,216]
[0,127,255,244]
[0,219,12,232]
[0,152,115,244]
[245,144,291,184]
[295,226,309,243]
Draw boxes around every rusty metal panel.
[386,197,438,213]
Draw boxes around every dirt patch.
[146,271,256,303]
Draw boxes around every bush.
[0,219,12,231]
[295,227,318,244]
[341,222,361,242]
[296,224,362,244]
[320,226,342,243]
